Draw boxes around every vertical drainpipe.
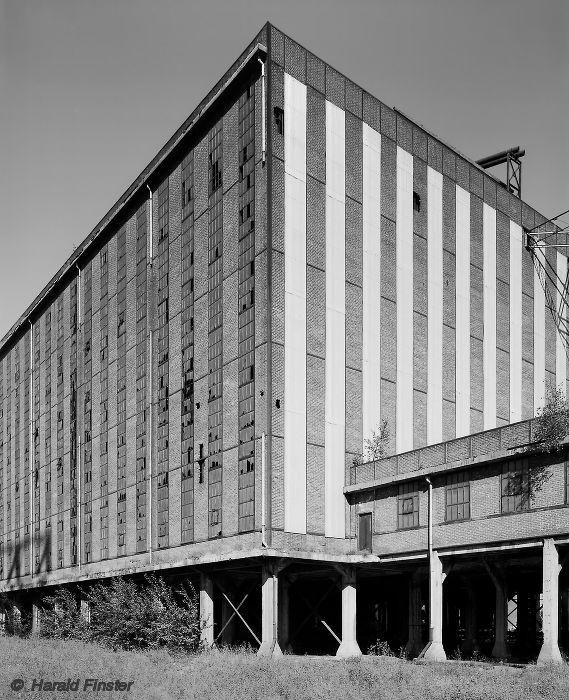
[425,476,433,643]
[147,184,153,565]
[261,433,267,547]
[264,33,273,549]
[76,263,82,572]
[259,57,266,164]
[28,319,34,578]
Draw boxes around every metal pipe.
[147,187,153,564]
[261,432,268,547]
[258,58,266,164]
[28,319,34,577]
[425,476,433,642]
[476,147,524,168]
[75,263,82,571]
[147,185,153,262]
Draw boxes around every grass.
[0,636,568,700]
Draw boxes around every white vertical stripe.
[534,244,546,413]
[427,167,443,444]
[483,203,497,430]
[556,251,567,394]
[396,147,414,453]
[362,124,382,453]
[455,185,471,437]
[324,100,346,538]
[283,73,307,534]
[509,221,523,422]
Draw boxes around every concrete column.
[258,564,282,656]
[13,602,22,629]
[461,583,479,656]
[537,538,563,664]
[199,573,214,649]
[491,578,510,659]
[418,550,446,661]
[336,567,362,658]
[405,571,423,658]
[80,597,91,625]
[32,603,42,636]
[279,576,292,653]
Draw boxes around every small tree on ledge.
[353,419,390,467]
[518,386,569,505]
[529,386,569,453]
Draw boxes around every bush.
[40,574,203,654]
[367,638,395,656]
[40,588,88,641]
[88,574,202,653]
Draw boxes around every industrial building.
[0,23,567,662]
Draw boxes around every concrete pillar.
[258,564,282,656]
[336,567,362,658]
[279,576,292,653]
[31,603,42,636]
[80,597,91,625]
[537,538,563,664]
[491,577,510,659]
[12,603,22,634]
[418,550,446,661]
[405,571,423,658]
[199,573,214,649]
[461,583,479,656]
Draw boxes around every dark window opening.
[413,191,421,212]
[274,107,284,135]
[358,512,372,552]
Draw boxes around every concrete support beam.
[405,571,423,658]
[336,567,362,658]
[80,597,91,625]
[258,564,282,657]
[418,550,446,661]
[461,583,479,656]
[199,573,214,649]
[537,538,563,665]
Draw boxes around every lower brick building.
[0,23,567,661]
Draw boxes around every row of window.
[358,459,569,549]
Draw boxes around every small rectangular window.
[446,470,470,521]
[501,459,530,513]
[413,191,421,212]
[274,107,284,135]
[397,481,419,529]
[358,512,372,552]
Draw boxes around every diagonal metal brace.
[214,593,249,643]
[221,592,261,646]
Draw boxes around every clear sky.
[1,0,567,339]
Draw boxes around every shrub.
[38,574,203,654]
[87,574,203,653]
[367,638,395,656]
[40,588,88,641]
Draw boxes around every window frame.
[358,511,373,552]
[397,480,420,530]
[445,470,471,522]
[500,458,530,514]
